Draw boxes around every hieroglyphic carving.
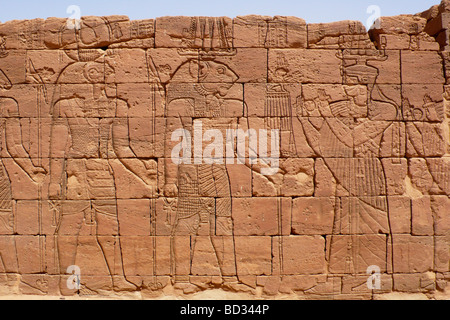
[0,49,47,290]
[298,48,403,274]
[160,53,239,289]
[258,17,288,48]
[180,17,232,51]
[18,20,44,49]
[130,20,154,39]
[47,47,157,292]
[234,15,307,49]
[1,8,449,299]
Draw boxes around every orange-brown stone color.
[0,2,449,300]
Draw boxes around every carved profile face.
[53,60,117,109]
[343,85,368,118]
[194,60,239,96]
[198,60,238,83]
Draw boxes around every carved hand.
[48,183,61,200]
[141,160,157,186]
[163,183,178,197]
[31,167,47,184]
[316,90,333,117]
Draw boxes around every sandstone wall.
[0,2,449,300]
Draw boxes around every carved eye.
[217,67,225,75]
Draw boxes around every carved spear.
[145,51,164,289]
[26,59,48,274]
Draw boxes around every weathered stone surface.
[121,236,173,276]
[45,16,133,50]
[117,200,151,236]
[15,201,40,235]
[0,19,47,50]
[235,237,272,275]
[232,197,291,236]
[392,235,434,273]
[292,197,335,235]
[387,196,412,234]
[393,273,437,293]
[105,49,150,83]
[401,51,445,84]
[382,158,407,195]
[370,15,440,51]
[411,197,435,235]
[430,196,450,235]
[1,4,450,300]
[0,50,26,84]
[423,12,450,50]
[441,52,450,84]
[373,15,427,35]
[435,236,450,272]
[371,33,440,51]
[418,4,440,20]
[226,164,252,197]
[274,236,326,274]
[308,21,374,49]
[252,159,314,197]
[269,49,342,83]
[342,274,393,295]
[408,158,435,194]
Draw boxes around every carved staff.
[146,52,163,289]
[27,59,48,273]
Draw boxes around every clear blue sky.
[0,0,440,25]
